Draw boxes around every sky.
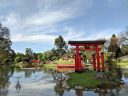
[0,0,128,53]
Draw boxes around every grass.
[67,71,120,89]
[44,64,56,69]
[44,59,93,69]
[67,71,101,88]
[44,58,75,68]
[56,58,74,64]
[43,58,122,88]
[117,62,128,66]
[117,62,128,68]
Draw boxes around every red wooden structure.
[31,60,41,64]
[68,40,105,72]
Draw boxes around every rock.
[62,82,67,88]
[107,89,111,93]
[65,85,70,89]
[94,89,99,93]
[95,72,107,80]
[75,86,84,90]
[120,80,124,84]
[83,68,90,72]
[101,89,105,92]
[112,89,118,95]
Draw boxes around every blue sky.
[0,0,128,53]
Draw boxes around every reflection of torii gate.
[68,40,105,72]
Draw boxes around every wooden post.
[78,53,82,71]
[96,45,100,71]
[101,52,105,72]
[92,54,96,70]
[75,45,79,71]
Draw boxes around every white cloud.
[25,11,72,27]
[0,0,93,44]
[63,27,86,41]
[11,34,56,43]
[64,28,120,42]
[86,29,120,40]
[3,13,19,27]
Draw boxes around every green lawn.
[67,71,120,88]
[56,58,74,64]
[44,58,75,68]
[117,62,128,68]
[44,64,56,69]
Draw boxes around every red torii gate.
[68,40,105,72]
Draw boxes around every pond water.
[0,66,128,96]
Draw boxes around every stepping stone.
[95,72,107,80]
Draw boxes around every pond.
[0,65,128,96]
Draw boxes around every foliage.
[56,58,74,64]
[121,45,128,55]
[14,51,35,67]
[14,53,24,62]
[0,23,15,64]
[55,35,66,49]
[105,53,122,82]
[25,48,33,56]
[0,65,14,91]
[55,35,66,57]
[41,49,60,62]
[108,34,122,58]
[35,36,67,63]
[54,83,64,96]
[118,27,128,45]
[66,47,75,58]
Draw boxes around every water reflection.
[51,68,125,96]
[54,82,64,96]
[122,69,128,84]
[0,65,14,96]
[75,89,83,96]
[24,69,36,78]
[15,78,21,93]
[0,66,128,96]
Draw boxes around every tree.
[50,48,59,60]
[118,27,128,46]
[66,47,75,58]
[32,52,38,60]
[108,34,122,58]
[54,35,66,57]
[123,27,128,40]
[14,52,24,63]
[25,48,33,56]
[0,65,14,94]
[121,45,128,55]
[55,35,66,49]
[0,23,15,64]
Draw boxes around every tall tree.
[0,23,15,64]
[55,35,66,49]
[54,35,66,57]
[25,48,33,56]
[108,34,122,58]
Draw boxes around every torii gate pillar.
[75,45,83,72]
[68,40,105,72]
